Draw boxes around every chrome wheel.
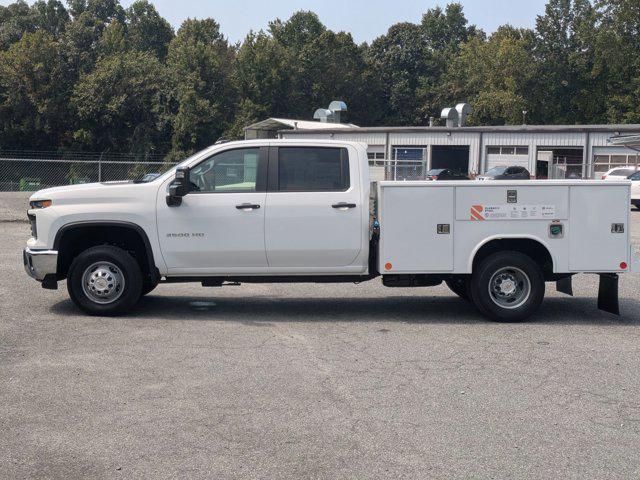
[488,266,531,309]
[81,261,125,304]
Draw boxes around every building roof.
[609,134,640,148]
[244,117,358,132]
[279,123,640,135]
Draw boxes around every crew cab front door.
[157,146,268,274]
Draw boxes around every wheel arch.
[53,221,159,283]
[469,235,556,279]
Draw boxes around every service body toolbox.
[378,180,633,314]
[378,180,631,274]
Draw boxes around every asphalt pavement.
[2,192,640,479]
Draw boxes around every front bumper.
[23,247,58,281]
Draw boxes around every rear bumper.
[23,247,58,281]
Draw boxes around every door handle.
[236,203,261,210]
[332,203,357,209]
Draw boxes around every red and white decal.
[470,205,485,221]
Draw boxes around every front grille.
[28,213,37,238]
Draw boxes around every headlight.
[29,199,52,209]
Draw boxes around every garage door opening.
[431,146,470,174]
[538,148,584,179]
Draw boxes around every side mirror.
[166,166,190,207]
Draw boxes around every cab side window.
[190,148,259,193]
[277,147,349,192]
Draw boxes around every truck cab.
[23,140,638,321]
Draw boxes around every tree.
[97,21,129,58]
[594,0,640,123]
[71,51,170,153]
[31,0,70,38]
[0,1,35,50]
[125,0,174,60]
[229,31,291,136]
[268,11,325,52]
[0,30,68,149]
[366,3,479,125]
[167,19,236,156]
[446,27,537,125]
[295,30,374,123]
[533,0,599,124]
[61,0,126,77]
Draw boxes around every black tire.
[445,276,471,301]
[67,245,143,316]
[470,251,545,322]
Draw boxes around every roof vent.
[313,101,347,123]
[441,107,459,128]
[313,109,334,123]
[440,103,472,127]
[455,103,472,127]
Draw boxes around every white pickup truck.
[23,139,639,321]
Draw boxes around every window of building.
[487,146,529,155]
[190,148,259,193]
[278,147,349,192]
[367,147,386,166]
[594,152,640,178]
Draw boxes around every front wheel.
[67,245,143,316]
[470,251,545,322]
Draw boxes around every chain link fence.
[0,151,177,191]
[2,153,626,192]
[369,160,430,181]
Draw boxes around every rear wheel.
[470,251,545,322]
[67,245,143,316]
[445,276,471,301]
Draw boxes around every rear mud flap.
[556,276,573,296]
[598,273,619,316]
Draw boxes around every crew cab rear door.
[264,145,363,269]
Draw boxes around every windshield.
[485,166,507,176]
[157,146,218,181]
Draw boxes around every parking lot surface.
[2,192,640,479]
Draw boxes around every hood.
[30,182,104,200]
[29,181,148,203]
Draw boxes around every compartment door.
[569,185,630,271]
[380,186,454,272]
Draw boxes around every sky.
[1,0,550,44]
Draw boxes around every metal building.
[245,120,640,180]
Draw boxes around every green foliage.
[125,0,173,60]
[71,51,169,153]
[0,30,68,148]
[0,0,638,156]
[166,18,236,155]
[446,27,536,125]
